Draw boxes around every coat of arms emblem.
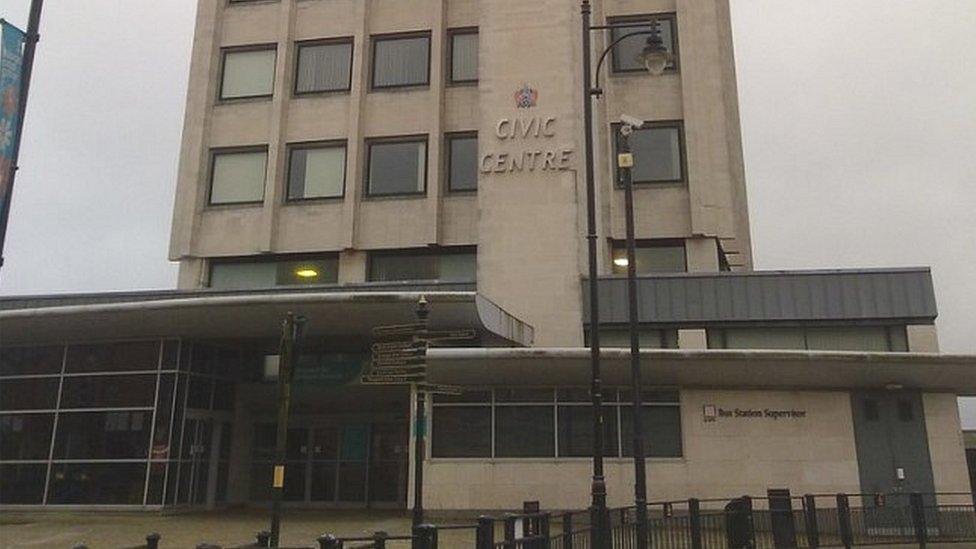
[514,84,538,109]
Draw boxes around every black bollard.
[256,530,272,548]
[146,533,161,549]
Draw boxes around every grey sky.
[1,2,974,421]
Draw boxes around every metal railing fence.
[92,491,976,549]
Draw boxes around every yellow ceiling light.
[294,267,320,279]
[613,257,629,267]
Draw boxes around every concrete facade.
[424,389,864,510]
[168,0,753,345]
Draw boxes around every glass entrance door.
[249,421,406,506]
[177,417,212,505]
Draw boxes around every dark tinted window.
[296,40,352,93]
[558,406,618,457]
[611,241,686,274]
[54,411,151,459]
[367,139,427,196]
[620,406,682,458]
[0,463,47,504]
[447,134,478,191]
[449,30,478,83]
[616,123,684,183]
[431,407,491,457]
[368,250,476,282]
[210,256,339,289]
[0,346,63,375]
[48,462,147,505]
[495,406,554,457]
[0,377,60,410]
[0,413,55,460]
[609,15,678,73]
[60,374,157,409]
[65,341,160,373]
[372,34,430,88]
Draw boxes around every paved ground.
[3,510,976,549]
[0,509,481,549]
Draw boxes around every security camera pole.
[581,2,670,544]
[617,120,649,546]
[269,312,306,548]
[0,0,44,271]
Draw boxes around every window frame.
[612,120,687,186]
[430,386,682,460]
[217,44,278,102]
[366,246,477,283]
[364,135,430,198]
[446,27,479,86]
[207,253,341,288]
[610,238,687,274]
[293,37,354,96]
[284,140,348,203]
[206,146,270,207]
[370,31,432,91]
[707,324,911,352]
[607,13,680,75]
[445,131,479,193]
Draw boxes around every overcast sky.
[1,1,974,422]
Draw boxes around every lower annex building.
[1,0,975,513]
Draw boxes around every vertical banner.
[0,20,25,217]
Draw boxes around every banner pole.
[0,0,44,271]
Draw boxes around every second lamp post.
[580,1,672,546]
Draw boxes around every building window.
[431,387,681,459]
[431,397,491,458]
[365,137,427,196]
[609,14,678,73]
[209,255,339,289]
[708,326,910,352]
[367,248,476,283]
[448,29,478,84]
[287,142,346,200]
[208,148,268,205]
[371,33,431,89]
[614,122,685,184]
[611,240,686,274]
[295,39,353,94]
[446,132,478,192]
[587,328,678,349]
[220,47,276,100]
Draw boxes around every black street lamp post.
[580,1,671,546]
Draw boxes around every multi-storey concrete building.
[0,0,973,513]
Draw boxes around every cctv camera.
[620,114,645,129]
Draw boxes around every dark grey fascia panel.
[583,267,937,326]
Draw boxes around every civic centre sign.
[480,84,574,174]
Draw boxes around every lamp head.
[637,22,672,76]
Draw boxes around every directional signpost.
[362,297,474,525]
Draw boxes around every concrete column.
[907,325,940,352]
[685,237,719,272]
[678,328,707,350]
[177,258,208,289]
[169,0,223,265]
[338,250,367,283]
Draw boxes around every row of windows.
[209,133,477,205]
[208,123,685,206]
[431,388,682,459]
[220,29,478,100]
[208,248,475,289]
[217,16,679,100]
[587,326,910,353]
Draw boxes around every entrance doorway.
[250,421,408,507]
[851,390,936,498]
[174,413,233,508]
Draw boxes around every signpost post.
[269,313,306,548]
[364,296,472,525]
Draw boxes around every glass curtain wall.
[0,341,238,507]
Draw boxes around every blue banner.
[1,20,25,212]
